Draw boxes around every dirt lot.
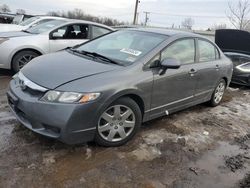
[1,70,250,188]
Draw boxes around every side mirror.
[161,58,181,69]
[51,32,63,39]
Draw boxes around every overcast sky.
[1,0,237,29]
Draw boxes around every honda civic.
[7,28,233,146]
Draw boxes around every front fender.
[92,88,147,124]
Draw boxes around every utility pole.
[133,0,139,25]
[144,11,150,26]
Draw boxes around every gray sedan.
[0,19,114,72]
[7,28,233,146]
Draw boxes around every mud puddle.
[176,135,250,188]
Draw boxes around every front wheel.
[209,79,226,107]
[95,97,142,147]
[12,50,39,73]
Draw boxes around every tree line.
[1,0,250,30]
[47,9,128,26]
[0,4,127,26]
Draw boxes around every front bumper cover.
[7,79,100,144]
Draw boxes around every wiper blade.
[21,30,31,33]
[69,49,95,58]
[79,50,122,66]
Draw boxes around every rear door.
[49,24,89,52]
[150,38,198,117]
[194,39,221,99]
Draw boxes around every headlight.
[0,37,9,44]
[41,91,100,103]
[236,62,250,73]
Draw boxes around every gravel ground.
[1,70,250,188]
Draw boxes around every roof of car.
[58,19,115,30]
[224,52,250,57]
[126,27,202,37]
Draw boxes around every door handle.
[189,69,197,75]
[215,64,220,70]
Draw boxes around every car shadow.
[230,83,250,90]
[0,69,14,76]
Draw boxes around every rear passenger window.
[161,39,195,65]
[198,40,219,62]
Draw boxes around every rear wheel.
[95,97,142,147]
[12,50,39,72]
[209,79,226,107]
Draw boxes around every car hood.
[21,51,120,89]
[0,24,25,32]
[0,31,32,38]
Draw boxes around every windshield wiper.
[21,30,31,33]
[74,50,122,66]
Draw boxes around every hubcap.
[214,82,225,104]
[98,105,136,142]
[18,55,35,69]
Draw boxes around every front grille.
[23,86,44,97]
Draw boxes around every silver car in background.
[0,19,114,72]
[0,16,66,32]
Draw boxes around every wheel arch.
[121,94,145,117]
[11,48,43,69]
[98,90,146,119]
[222,77,228,87]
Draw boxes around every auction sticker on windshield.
[120,48,142,56]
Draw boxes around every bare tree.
[227,0,250,30]
[47,11,60,17]
[0,4,11,13]
[16,9,26,15]
[181,18,194,30]
[212,23,227,30]
[46,8,126,26]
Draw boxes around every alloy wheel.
[17,55,35,69]
[214,82,225,104]
[98,105,136,142]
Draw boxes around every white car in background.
[0,16,66,32]
[0,19,114,72]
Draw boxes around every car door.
[49,24,89,52]
[194,39,221,99]
[150,38,198,117]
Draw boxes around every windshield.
[26,20,66,34]
[77,30,167,65]
[19,17,39,26]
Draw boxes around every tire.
[12,50,39,73]
[209,79,226,107]
[95,97,142,147]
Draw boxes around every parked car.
[7,28,233,146]
[0,19,114,72]
[11,14,34,24]
[224,52,250,86]
[0,13,15,23]
[215,29,250,86]
[0,16,65,32]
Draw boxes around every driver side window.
[161,39,195,65]
[51,24,89,40]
